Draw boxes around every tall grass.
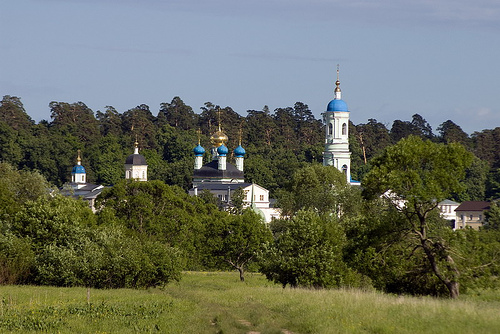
[0,272,499,333]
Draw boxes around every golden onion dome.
[210,129,228,147]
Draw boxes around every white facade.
[438,200,460,223]
[125,166,148,181]
[323,110,351,180]
[189,182,281,223]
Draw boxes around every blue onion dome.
[217,144,228,156]
[327,99,348,112]
[72,165,86,173]
[233,145,246,157]
[193,144,205,156]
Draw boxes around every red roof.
[455,201,490,212]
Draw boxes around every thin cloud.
[60,43,193,56]
[38,0,500,29]
[231,52,343,63]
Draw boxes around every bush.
[260,210,366,289]
[34,227,183,288]
[0,233,35,284]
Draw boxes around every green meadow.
[1,272,499,334]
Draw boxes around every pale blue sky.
[1,0,499,134]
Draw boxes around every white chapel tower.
[124,140,148,181]
[323,67,352,183]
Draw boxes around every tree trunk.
[417,212,460,299]
[446,281,460,299]
[238,267,245,282]
[421,237,460,299]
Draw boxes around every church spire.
[334,64,342,100]
[134,135,139,154]
[217,107,222,132]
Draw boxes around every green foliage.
[203,209,272,280]
[437,119,470,147]
[49,101,100,144]
[197,189,222,208]
[12,195,97,250]
[472,127,500,168]
[363,136,473,206]
[277,164,349,216]
[362,137,477,298]
[484,201,500,230]
[88,136,124,185]
[158,96,198,130]
[260,210,363,288]
[229,187,245,214]
[0,162,52,219]
[0,232,35,284]
[346,203,451,296]
[486,168,500,200]
[5,192,183,288]
[457,157,489,201]
[35,229,183,288]
[96,179,223,269]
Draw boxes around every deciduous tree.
[362,136,474,298]
[260,210,359,288]
[204,209,272,281]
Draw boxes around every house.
[454,201,490,230]
[437,199,460,228]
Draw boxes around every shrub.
[0,233,35,284]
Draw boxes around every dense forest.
[1,95,499,200]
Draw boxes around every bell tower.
[322,66,352,183]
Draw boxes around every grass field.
[0,272,499,333]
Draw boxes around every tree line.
[0,162,271,287]
[2,95,500,298]
[1,95,500,200]
[2,136,499,298]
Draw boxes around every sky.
[1,0,500,134]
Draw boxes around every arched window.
[342,123,347,136]
[328,123,333,136]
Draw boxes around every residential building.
[454,201,490,230]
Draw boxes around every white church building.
[188,123,281,223]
